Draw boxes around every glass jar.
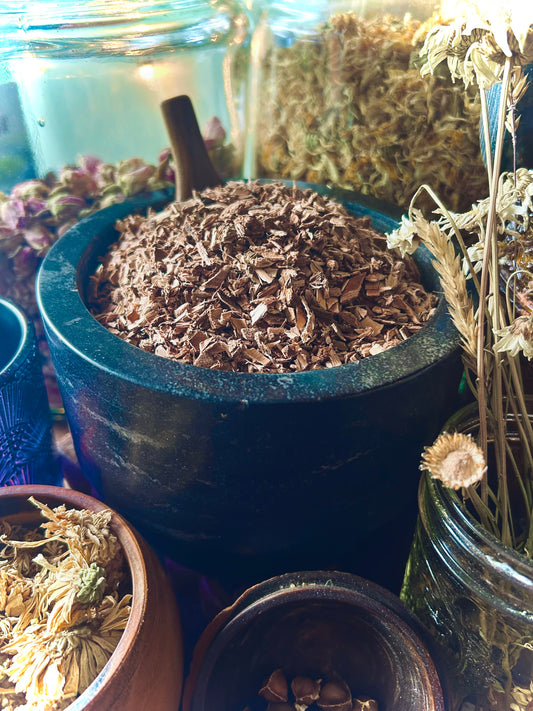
[401,405,533,711]
[247,0,488,212]
[0,0,250,189]
[0,0,250,408]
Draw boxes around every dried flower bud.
[97,162,117,185]
[12,245,37,278]
[352,696,379,710]
[259,669,289,703]
[119,165,156,196]
[60,167,98,197]
[317,680,352,711]
[291,676,321,710]
[11,179,49,202]
[76,562,106,604]
[47,192,86,220]
[23,224,54,252]
[203,115,226,150]
[1,198,25,230]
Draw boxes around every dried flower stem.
[480,87,494,193]
[477,58,513,542]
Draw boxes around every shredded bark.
[88,181,437,373]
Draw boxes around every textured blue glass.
[0,297,60,486]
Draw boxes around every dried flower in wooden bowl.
[0,485,183,711]
[0,496,131,710]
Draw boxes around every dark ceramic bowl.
[182,570,445,711]
[36,183,463,589]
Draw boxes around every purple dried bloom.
[12,245,37,277]
[48,193,86,219]
[203,116,226,150]
[11,179,50,202]
[26,197,48,214]
[78,155,103,176]
[117,157,148,176]
[157,149,174,183]
[60,167,98,197]
[119,164,155,196]
[1,198,26,229]
[23,224,54,252]
[96,163,117,186]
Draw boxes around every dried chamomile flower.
[0,499,131,711]
[494,314,533,360]
[421,431,487,490]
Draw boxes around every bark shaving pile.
[88,181,437,372]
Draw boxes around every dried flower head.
[386,215,420,258]
[494,314,533,360]
[0,499,131,710]
[421,431,487,490]
[420,0,533,89]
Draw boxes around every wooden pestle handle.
[161,95,223,202]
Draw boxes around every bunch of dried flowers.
[387,2,533,708]
[0,497,131,711]
[387,0,533,547]
[253,10,488,213]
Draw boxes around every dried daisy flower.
[420,431,487,490]
[0,498,131,711]
[494,314,533,360]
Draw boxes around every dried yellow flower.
[421,431,487,489]
[0,499,131,711]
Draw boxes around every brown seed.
[317,680,352,711]
[291,675,322,707]
[352,697,379,711]
[259,669,289,703]
[266,705,295,711]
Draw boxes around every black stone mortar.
[36,183,463,591]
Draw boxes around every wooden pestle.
[161,95,223,202]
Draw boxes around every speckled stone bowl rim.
[0,297,30,376]
[36,182,460,404]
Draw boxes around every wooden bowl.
[0,484,184,711]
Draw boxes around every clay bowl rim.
[0,297,30,377]
[183,570,445,711]
[0,484,149,709]
[36,181,460,404]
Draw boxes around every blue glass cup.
[0,297,60,486]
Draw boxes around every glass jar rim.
[0,0,249,59]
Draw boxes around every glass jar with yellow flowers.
[247,0,489,213]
